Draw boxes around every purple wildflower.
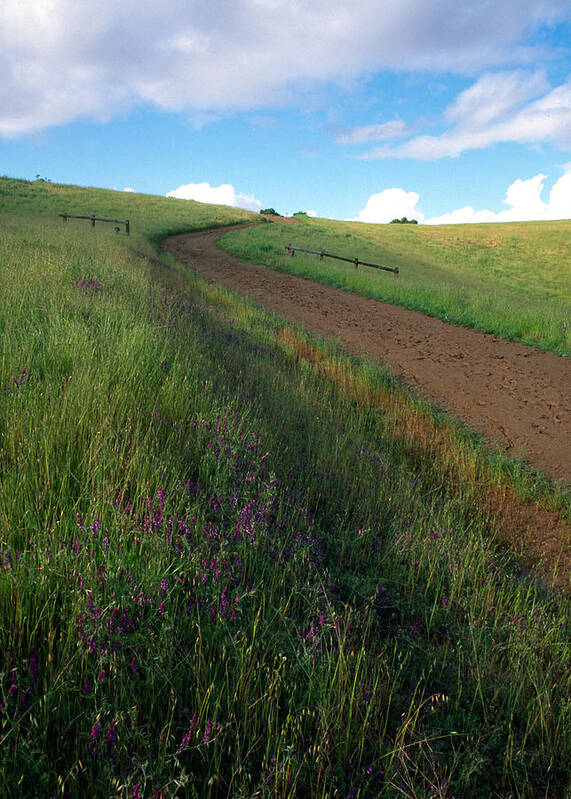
[202,720,213,744]
[5,368,29,392]
[74,276,102,292]
[106,720,117,746]
[176,715,199,754]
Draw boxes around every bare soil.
[163,224,570,488]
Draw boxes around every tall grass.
[218,216,571,355]
[0,179,569,797]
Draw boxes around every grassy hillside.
[0,178,569,798]
[0,175,257,243]
[219,215,571,355]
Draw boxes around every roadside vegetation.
[0,178,569,798]
[219,215,570,356]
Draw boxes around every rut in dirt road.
[163,225,570,488]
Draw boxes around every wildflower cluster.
[3,367,30,393]
[73,276,103,293]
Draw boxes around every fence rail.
[285,245,398,276]
[59,214,130,235]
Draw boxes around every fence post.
[354,258,359,269]
[125,220,130,236]
[91,215,96,228]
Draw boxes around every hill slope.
[219,214,571,355]
[0,178,569,798]
[165,225,571,485]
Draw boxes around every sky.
[1,0,570,224]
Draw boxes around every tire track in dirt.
[163,225,570,488]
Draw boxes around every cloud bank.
[166,181,263,212]
[352,171,571,225]
[425,171,571,224]
[0,0,569,136]
[358,71,571,160]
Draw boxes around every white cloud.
[425,171,571,223]
[0,0,569,136]
[349,188,424,223]
[335,120,407,144]
[166,181,263,212]
[444,70,549,127]
[548,171,571,217]
[123,187,135,192]
[360,72,571,160]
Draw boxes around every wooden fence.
[59,214,130,235]
[285,245,398,276]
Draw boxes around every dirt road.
[163,225,570,487]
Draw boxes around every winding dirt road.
[163,224,570,487]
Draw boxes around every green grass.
[218,216,571,355]
[0,177,569,798]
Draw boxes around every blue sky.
[1,1,570,223]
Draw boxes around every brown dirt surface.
[163,224,570,488]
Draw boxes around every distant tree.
[260,208,280,216]
[293,211,308,216]
[390,217,418,224]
